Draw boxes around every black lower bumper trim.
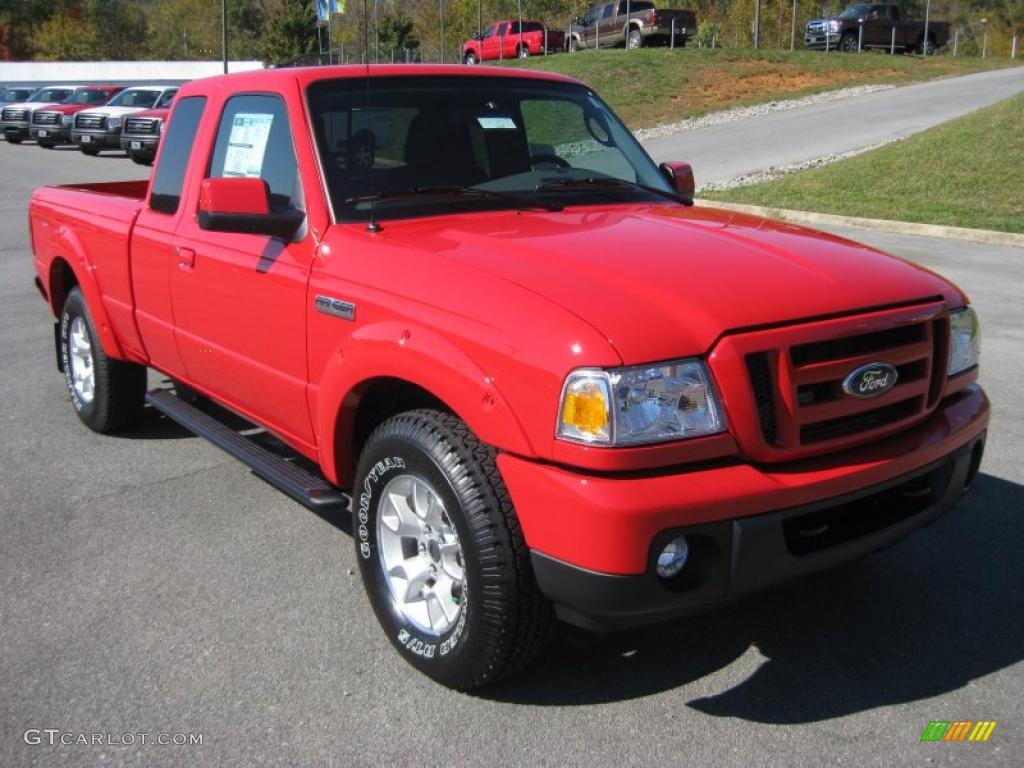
[532,433,985,630]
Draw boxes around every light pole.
[221,0,228,73]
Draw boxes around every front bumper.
[29,125,70,143]
[71,129,122,149]
[499,384,989,629]
[1,121,31,140]
[805,32,841,48]
[120,133,160,156]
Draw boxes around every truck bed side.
[30,180,149,362]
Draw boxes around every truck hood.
[127,107,170,120]
[78,106,153,118]
[376,204,962,364]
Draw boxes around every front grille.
[807,21,827,33]
[124,117,158,134]
[715,302,949,462]
[33,111,60,125]
[746,353,778,445]
[2,108,27,121]
[75,113,106,130]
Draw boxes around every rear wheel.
[80,146,100,156]
[517,44,530,59]
[917,35,936,55]
[60,288,146,433]
[568,36,579,52]
[129,152,152,166]
[627,28,643,49]
[354,409,552,690]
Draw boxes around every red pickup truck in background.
[29,85,124,149]
[30,66,988,690]
[462,20,563,64]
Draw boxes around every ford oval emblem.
[842,362,898,398]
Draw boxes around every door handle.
[176,246,196,269]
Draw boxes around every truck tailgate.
[31,180,149,361]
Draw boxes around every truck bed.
[30,180,150,361]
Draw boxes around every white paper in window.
[223,113,274,178]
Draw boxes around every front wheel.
[60,287,146,433]
[568,37,579,52]
[627,29,643,49]
[7,136,22,144]
[463,51,477,65]
[840,32,859,52]
[80,146,100,156]
[917,36,936,55]
[38,140,56,149]
[354,409,552,690]
[129,153,152,166]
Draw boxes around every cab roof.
[178,64,583,96]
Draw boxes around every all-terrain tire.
[60,287,146,433]
[354,409,552,690]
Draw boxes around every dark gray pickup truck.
[805,3,948,54]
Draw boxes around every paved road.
[644,66,1024,187]
[1,138,1022,768]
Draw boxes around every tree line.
[2,0,1021,65]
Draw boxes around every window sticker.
[477,116,517,130]
[223,113,274,177]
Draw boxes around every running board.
[146,389,348,512]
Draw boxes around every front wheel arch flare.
[316,325,535,486]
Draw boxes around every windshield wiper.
[347,185,563,212]
[534,177,692,206]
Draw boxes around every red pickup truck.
[462,20,562,64]
[30,65,988,690]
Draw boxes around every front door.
[168,92,316,449]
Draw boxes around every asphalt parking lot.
[1,139,1021,768]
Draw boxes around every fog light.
[656,536,689,579]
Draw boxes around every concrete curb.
[694,199,1024,248]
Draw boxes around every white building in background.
[0,60,264,84]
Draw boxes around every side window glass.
[208,94,300,211]
[602,5,614,20]
[150,96,206,214]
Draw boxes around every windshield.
[31,88,74,103]
[71,89,114,105]
[107,89,162,108]
[156,90,178,109]
[308,76,675,222]
[2,89,34,103]
[839,4,873,18]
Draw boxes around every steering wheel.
[530,153,571,169]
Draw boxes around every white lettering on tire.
[358,457,405,560]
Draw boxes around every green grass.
[503,47,1019,130]
[702,91,1024,234]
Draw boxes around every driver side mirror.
[198,177,304,241]
[575,16,587,25]
[659,161,695,205]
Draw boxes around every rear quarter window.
[150,96,207,214]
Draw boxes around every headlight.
[557,359,726,446]
[157,120,164,134]
[948,307,980,375]
[107,117,121,130]
[62,115,73,126]
[829,20,840,31]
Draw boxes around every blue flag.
[316,0,329,23]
